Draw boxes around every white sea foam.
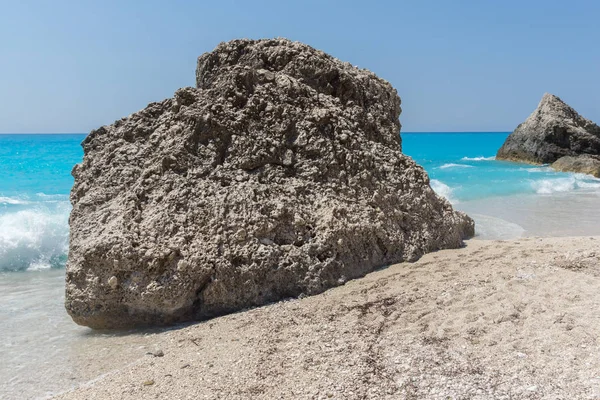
[519,166,552,173]
[532,177,577,194]
[0,194,69,205]
[0,196,29,205]
[430,179,458,204]
[35,192,69,199]
[0,204,70,271]
[439,163,474,169]
[577,180,600,189]
[460,156,495,161]
[531,174,600,194]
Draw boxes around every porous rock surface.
[497,93,600,164]
[66,38,474,329]
[551,154,600,177]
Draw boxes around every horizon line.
[0,130,512,135]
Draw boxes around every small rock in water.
[551,154,600,177]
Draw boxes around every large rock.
[497,93,600,164]
[551,154,600,177]
[66,38,474,329]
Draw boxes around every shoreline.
[456,191,600,240]
[52,236,600,399]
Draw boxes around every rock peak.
[535,93,580,121]
[540,92,562,103]
[195,38,402,146]
[497,93,600,164]
[538,93,567,110]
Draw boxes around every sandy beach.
[53,236,600,400]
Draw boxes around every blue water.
[403,132,600,202]
[0,134,85,271]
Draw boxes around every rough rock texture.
[551,154,600,177]
[66,38,474,329]
[497,93,600,164]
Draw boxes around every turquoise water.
[403,132,600,202]
[0,134,85,271]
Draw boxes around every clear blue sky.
[1,0,599,133]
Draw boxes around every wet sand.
[0,269,163,400]
[457,191,600,239]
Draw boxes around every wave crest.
[531,175,600,194]
[0,196,29,205]
[460,156,495,161]
[430,179,458,204]
[0,204,70,271]
[439,163,474,170]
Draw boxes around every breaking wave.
[0,202,70,271]
[531,174,600,194]
[0,196,30,205]
[439,163,474,169]
[430,179,458,204]
[519,166,552,173]
[461,156,495,161]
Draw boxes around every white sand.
[54,237,600,399]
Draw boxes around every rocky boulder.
[497,93,600,164]
[551,154,600,177]
[66,38,474,329]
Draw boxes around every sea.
[2,132,600,398]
